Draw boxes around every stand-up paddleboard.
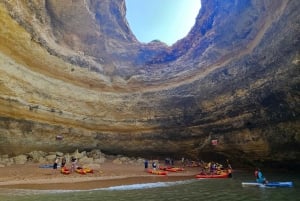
[242,181,293,188]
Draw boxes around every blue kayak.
[39,164,61,168]
[242,181,293,188]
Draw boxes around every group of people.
[144,158,183,170]
[53,156,268,183]
[144,160,159,170]
[53,156,78,173]
[197,161,232,177]
[196,160,268,183]
[53,156,66,171]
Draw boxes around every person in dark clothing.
[144,160,149,169]
[61,157,66,168]
[52,157,59,174]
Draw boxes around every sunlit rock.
[0,0,299,167]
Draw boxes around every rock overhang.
[0,0,299,168]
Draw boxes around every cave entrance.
[125,0,201,46]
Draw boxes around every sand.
[0,160,200,190]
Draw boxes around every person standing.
[53,157,59,174]
[144,159,149,169]
[71,157,78,173]
[61,156,66,168]
[255,168,267,184]
[227,168,232,178]
[152,161,157,170]
[181,157,185,167]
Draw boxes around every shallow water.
[0,170,299,201]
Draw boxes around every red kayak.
[195,173,229,178]
[61,167,70,175]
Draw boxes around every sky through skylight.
[125,0,201,46]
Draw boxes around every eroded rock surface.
[0,0,299,167]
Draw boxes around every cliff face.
[0,0,299,167]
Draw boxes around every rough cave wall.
[0,0,299,167]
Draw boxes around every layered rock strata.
[0,0,299,167]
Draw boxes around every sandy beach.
[0,160,200,190]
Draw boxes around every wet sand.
[0,161,200,190]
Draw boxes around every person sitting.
[199,168,207,175]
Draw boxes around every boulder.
[13,154,28,165]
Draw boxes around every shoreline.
[0,175,197,191]
[0,161,200,190]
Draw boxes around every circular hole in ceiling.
[125,0,201,46]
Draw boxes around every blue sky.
[125,0,201,46]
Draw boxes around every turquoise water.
[0,170,299,201]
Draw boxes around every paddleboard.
[242,181,293,188]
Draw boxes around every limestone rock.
[78,156,94,165]
[0,0,299,168]
[0,156,13,167]
[27,150,47,162]
[112,158,123,165]
[13,155,28,165]
[45,154,57,162]
[93,158,106,164]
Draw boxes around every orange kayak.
[75,167,86,174]
[147,169,168,175]
[75,167,94,174]
[195,173,229,178]
[160,166,184,172]
[83,168,93,173]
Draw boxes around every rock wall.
[0,0,299,167]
